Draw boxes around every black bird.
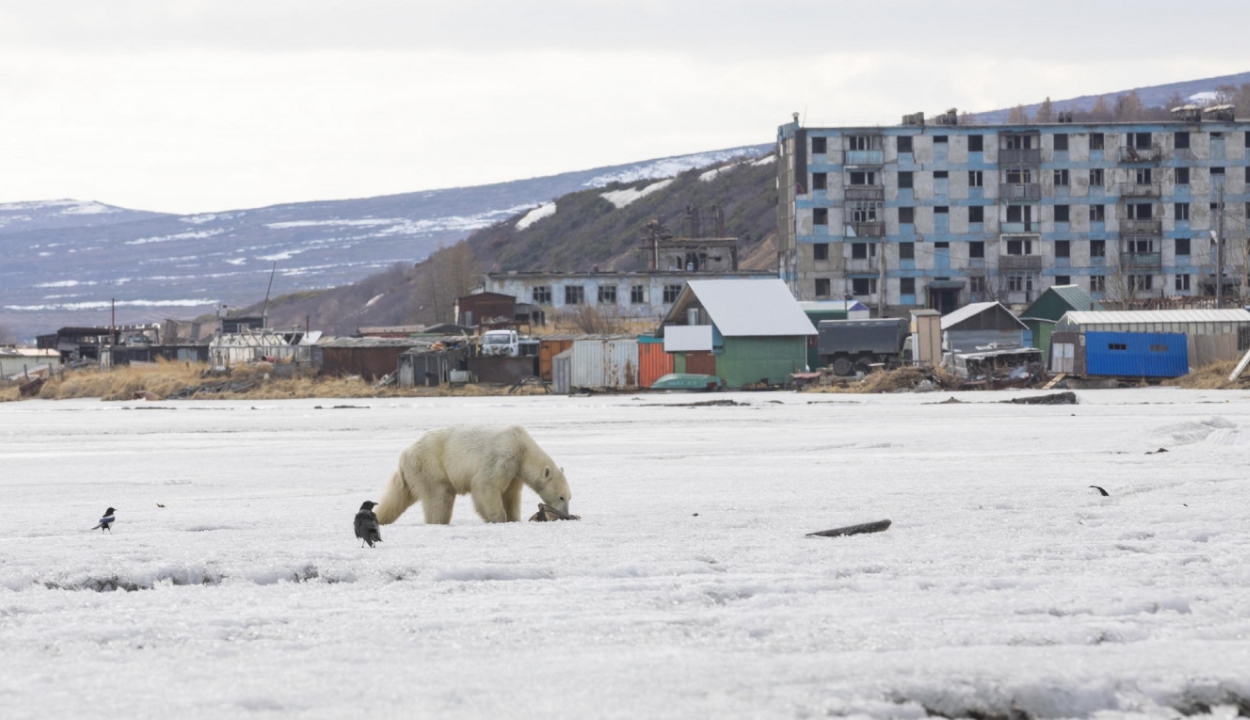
[1089,485,1110,497]
[355,501,382,548]
[92,507,117,531]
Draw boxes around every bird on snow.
[1089,485,1110,497]
[92,507,117,532]
[355,501,382,548]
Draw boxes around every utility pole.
[1216,184,1225,309]
[877,235,887,317]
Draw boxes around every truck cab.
[481,329,519,357]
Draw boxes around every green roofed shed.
[1020,285,1103,364]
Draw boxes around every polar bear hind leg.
[421,483,455,525]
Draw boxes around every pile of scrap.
[165,379,257,399]
[805,365,960,394]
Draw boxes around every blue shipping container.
[1085,331,1189,378]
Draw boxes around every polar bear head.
[536,466,572,515]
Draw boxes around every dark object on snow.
[354,501,382,548]
[1146,447,1169,455]
[1089,485,1110,497]
[92,507,117,532]
[807,519,891,538]
[1003,391,1077,405]
[528,503,581,522]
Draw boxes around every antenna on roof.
[261,262,277,328]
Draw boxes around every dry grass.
[28,360,541,402]
[0,386,20,403]
[1164,360,1250,390]
[803,366,958,394]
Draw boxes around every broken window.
[1175,274,1191,291]
[1127,203,1153,220]
[969,241,985,258]
[1005,205,1032,223]
[1090,240,1106,257]
[897,136,913,153]
[1175,203,1190,221]
[1127,238,1155,254]
[813,208,828,225]
[935,206,949,214]
[851,242,875,259]
[851,278,877,296]
[1090,205,1106,222]
[934,170,949,179]
[1174,131,1190,149]
[849,202,881,223]
[1004,135,1034,149]
[662,284,682,303]
[968,170,983,187]
[849,171,876,186]
[630,285,646,304]
[564,285,585,305]
[899,242,915,260]
[1090,275,1106,292]
[1131,274,1153,291]
[811,137,827,154]
[1129,132,1152,149]
[1054,169,1069,186]
[1054,205,1070,222]
[1055,240,1070,258]
[813,243,829,261]
[968,206,984,223]
[934,135,948,144]
[598,285,617,304]
[900,277,916,294]
[1006,239,1034,255]
[1005,167,1033,184]
[898,171,914,189]
[1089,133,1105,150]
[1053,134,1069,151]
[968,135,984,152]
[1211,166,1226,178]
[812,172,827,190]
[815,278,831,297]
[532,286,552,304]
[1090,168,1104,186]
[1175,237,1190,255]
[1175,167,1189,185]
[1055,275,1071,286]
[847,135,881,150]
[1135,168,1152,184]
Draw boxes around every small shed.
[1020,285,1102,364]
[456,292,517,329]
[657,279,816,388]
[315,337,429,380]
[637,335,674,388]
[1053,309,1250,371]
[940,302,1027,353]
[396,343,471,387]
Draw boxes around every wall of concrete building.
[486,272,775,320]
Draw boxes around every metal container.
[637,338,673,388]
[1084,331,1188,378]
[551,349,573,394]
[570,338,638,389]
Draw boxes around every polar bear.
[373,425,572,525]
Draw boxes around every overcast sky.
[1,0,1246,215]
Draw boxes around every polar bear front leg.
[422,485,455,525]
[471,483,508,523]
[502,477,524,522]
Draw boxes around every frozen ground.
[2,389,1250,719]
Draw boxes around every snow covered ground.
[2,389,1250,719]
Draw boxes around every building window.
[1126,238,1154,254]
[1090,168,1104,186]
[1089,133,1105,150]
[1176,274,1191,291]
[1090,275,1106,293]
[1127,203,1152,219]
[897,136,913,153]
[1006,238,1034,255]
[1211,167,1226,179]
[663,284,683,303]
[968,206,984,223]
[1054,205,1070,223]
[1055,240,1070,258]
[935,206,949,214]
[1053,134,1069,151]
[1175,237,1190,256]
[630,285,646,304]
[851,242,875,259]
[1174,131,1190,150]
[1131,274,1153,291]
[1005,167,1033,184]
[811,137,827,154]
[934,135,948,144]
[1007,274,1034,293]
[1135,167,1153,184]
[1175,203,1190,221]
[1091,240,1106,258]
[900,277,916,295]
[564,285,585,305]
[1054,169,1070,186]
[1005,134,1033,149]
[898,206,915,224]
[898,171,914,189]
[813,208,828,225]
[970,276,986,294]
[813,243,829,261]
[969,170,983,188]
[1129,132,1152,149]
[1245,167,1250,183]
[1175,167,1190,185]
[1055,275,1071,286]
[1090,204,1106,222]
[969,241,985,258]
[532,286,552,304]
[899,242,915,260]
[812,172,827,190]
[934,170,949,179]
[815,278,831,297]
[849,170,877,186]
[850,202,881,222]
[851,278,877,296]
[598,285,617,304]
[968,135,984,152]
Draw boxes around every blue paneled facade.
[1084,331,1189,378]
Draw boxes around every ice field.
[2,389,1250,719]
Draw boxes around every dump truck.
[817,317,910,375]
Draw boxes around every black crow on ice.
[355,501,382,548]
[92,507,117,532]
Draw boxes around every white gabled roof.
[1061,309,1250,325]
[940,301,1002,330]
[685,279,816,336]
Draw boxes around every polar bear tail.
[374,467,416,525]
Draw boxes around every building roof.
[1060,309,1250,326]
[681,279,816,336]
[941,301,1028,331]
[1021,285,1102,321]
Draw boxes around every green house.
[657,279,817,388]
[1020,285,1102,365]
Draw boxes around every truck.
[817,318,910,376]
[480,329,519,357]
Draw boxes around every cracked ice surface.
[1,389,1249,719]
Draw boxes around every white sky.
[1,0,1246,215]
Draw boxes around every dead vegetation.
[802,366,963,394]
[1164,360,1250,390]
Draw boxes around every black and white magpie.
[355,501,382,548]
[92,507,117,532]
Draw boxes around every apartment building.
[776,107,1250,314]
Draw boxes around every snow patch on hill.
[585,147,767,187]
[516,203,556,230]
[601,179,674,209]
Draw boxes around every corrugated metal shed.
[674,279,816,337]
[1021,285,1102,323]
[1085,332,1189,378]
[551,349,573,395]
[941,302,1026,331]
[1056,309,1250,333]
[638,338,674,388]
[570,338,639,389]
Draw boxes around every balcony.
[1000,221,1040,233]
[846,256,880,272]
[999,255,1043,271]
[1121,218,1162,235]
[1118,182,1161,197]
[999,148,1041,164]
[999,183,1041,200]
[844,186,884,201]
[1118,146,1161,163]
[845,150,884,166]
[1121,252,1162,269]
[845,221,884,238]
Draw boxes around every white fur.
[374,425,572,525]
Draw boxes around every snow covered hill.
[0,145,769,341]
